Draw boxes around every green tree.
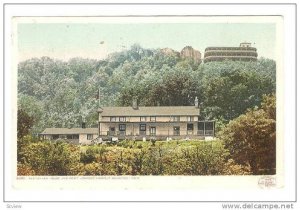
[219,94,276,174]
[202,63,275,120]
[18,94,43,134]
[17,109,34,139]
[261,93,276,120]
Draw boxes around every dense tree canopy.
[117,65,200,106]
[201,66,275,120]
[18,45,276,134]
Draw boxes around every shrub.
[80,146,107,164]
[222,159,251,175]
[173,141,229,175]
[19,141,80,175]
[18,139,252,175]
[17,163,35,176]
[17,135,40,163]
[219,94,276,175]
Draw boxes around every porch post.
[99,122,101,136]
[132,122,134,137]
[168,116,171,138]
[213,120,215,137]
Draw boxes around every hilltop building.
[203,42,258,63]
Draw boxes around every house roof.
[41,128,98,135]
[98,106,200,117]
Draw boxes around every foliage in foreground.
[17,139,250,176]
[18,140,80,175]
[219,94,276,175]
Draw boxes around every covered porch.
[98,121,215,140]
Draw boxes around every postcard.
[3,3,296,203]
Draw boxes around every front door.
[187,123,194,135]
[173,126,180,136]
[109,127,115,135]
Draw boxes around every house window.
[87,134,93,140]
[110,117,116,122]
[150,127,156,136]
[119,124,126,131]
[172,116,180,122]
[198,122,205,136]
[140,116,147,122]
[66,134,79,139]
[140,124,146,131]
[119,117,126,122]
[52,135,59,140]
[173,126,180,136]
[150,116,156,122]
[187,116,194,122]
[205,121,214,136]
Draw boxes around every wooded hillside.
[18,44,276,134]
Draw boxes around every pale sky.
[18,23,276,61]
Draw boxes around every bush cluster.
[17,139,250,176]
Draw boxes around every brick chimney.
[195,97,199,108]
[132,98,138,110]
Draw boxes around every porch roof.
[41,128,98,135]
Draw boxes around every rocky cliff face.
[160,48,180,57]
[160,46,202,63]
[180,46,202,63]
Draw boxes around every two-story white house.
[40,98,215,143]
[97,98,214,140]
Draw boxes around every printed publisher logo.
[258,176,276,188]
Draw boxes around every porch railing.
[101,130,214,136]
[197,130,214,136]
